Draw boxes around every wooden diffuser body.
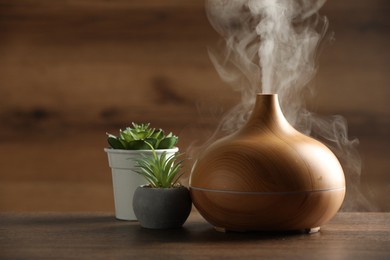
[190,94,345,232]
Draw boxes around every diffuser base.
[214,226,321,234]
[305,226,321,234]
[190,186,345,232]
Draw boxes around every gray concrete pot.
[133,185,192,229]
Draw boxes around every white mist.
[205,0,371,210]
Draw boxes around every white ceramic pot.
[104,147,179,221]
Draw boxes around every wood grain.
[191,189,345,231]
[190,94,346,231]
[0,0,388,212]
[0,212,389,259]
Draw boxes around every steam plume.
[205,0,372,210]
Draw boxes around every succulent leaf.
[158,136,178,149]
[144,138,158,149]
[127,140,151,150]
[135,150,185,188]
[120,129,135,142]
[151,129,164,139]
[106,123,177,150]
[107,136,125,149]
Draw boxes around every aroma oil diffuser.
[190,94,345,232]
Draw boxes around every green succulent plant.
[135,149,185,188]
[106,123,178,150]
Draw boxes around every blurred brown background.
[0,0,389,212]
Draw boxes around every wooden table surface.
[0,212,389,259]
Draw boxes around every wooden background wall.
[0,0,389,211]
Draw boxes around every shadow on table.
[98,218,318,244]
[4,213,318,244]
